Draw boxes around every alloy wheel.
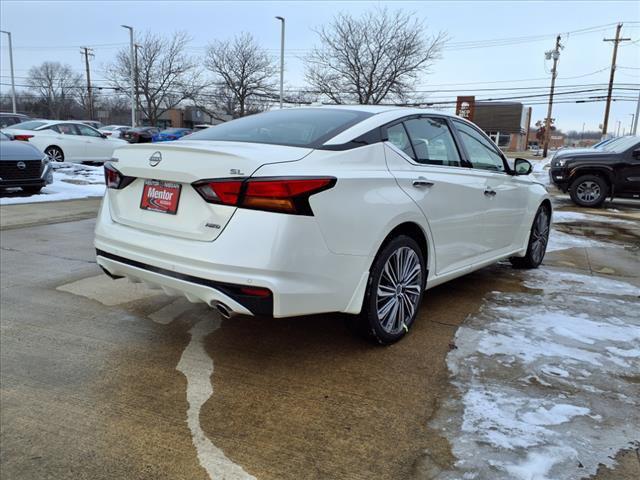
[530,208,550,265]
[46,148,63,162]
[576,181,600,203]
[376,246,422,335]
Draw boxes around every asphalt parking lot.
[1,196,639,480]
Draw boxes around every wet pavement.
[1,198,639,480]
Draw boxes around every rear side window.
[403,118,461,167]
[187,108,373,148]
[387,123,415,158]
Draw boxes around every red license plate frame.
[140,180,181,215]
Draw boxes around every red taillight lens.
[104,163,135,189]
[14,134,33,141]
[239,286,271,297]
[192,177,335,215]
[195,180,243,204]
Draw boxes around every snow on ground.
[530,158,551,186]
[552,210,639,227]
[432,212,640,480]
[432,267,640,480]
[0,162,105,205]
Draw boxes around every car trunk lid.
[107,140,312,241]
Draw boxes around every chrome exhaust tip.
[214,302,235,319]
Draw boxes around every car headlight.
[554,158,567,167]
[41,154,50,165]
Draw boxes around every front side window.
[386,123,415,158]
[403,117,461,167]
[454,121,506,173]
[186,108,372,148]
[76,124,102,137]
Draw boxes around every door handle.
[413,177,434,188]
[484,188,497,196]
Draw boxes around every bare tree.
[305,8,447,104]
[203,33,277,118]
[106,31,199,126]
[26,62,83,118]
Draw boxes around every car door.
[451,120,529,254]
[47,123,86,161]
[75,123,111,161]
[615,142,640,194]
[383,116,490,275]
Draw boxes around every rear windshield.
[186,108,373,148]
[6,120,47,130]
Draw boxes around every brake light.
[104,163,135,189]
[13,134,33,141]
[193,177,336,215]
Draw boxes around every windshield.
[186,108,373,148]
[600,136,639,153]
[6,120,47,130]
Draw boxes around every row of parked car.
[0,113,208,164]
[0,113,210,194]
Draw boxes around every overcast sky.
[1,0,639,132]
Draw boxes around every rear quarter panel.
[251,143,433,265]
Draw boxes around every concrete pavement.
[0,202,638,479]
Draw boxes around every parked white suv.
[95,106,550,344]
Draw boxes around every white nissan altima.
[4,120,127,163]
[95,106,551,344]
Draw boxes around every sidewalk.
[0,197,102,230]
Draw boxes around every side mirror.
[100,133,108,139]
[514,158,533,176]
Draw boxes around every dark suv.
[549,136,640,207]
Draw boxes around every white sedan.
[99,125,130,139]
[4,120,127,163]
[95,106,550,344]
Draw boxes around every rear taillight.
[104,163,135,189]
[103,132,112,136]
[14,134,33,141]
[192,177,336,215]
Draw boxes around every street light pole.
[633,89,640,135]
[1,30,17,113]
[121,25,136,127]
[275,16,285,109]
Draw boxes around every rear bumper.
[94,194,371,317]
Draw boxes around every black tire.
[45,146,64,162]
[353,235,426,345]
[569,174,608,208]
[21,186,42,194]
[510,204,550,269]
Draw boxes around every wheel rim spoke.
[376,247,423,335]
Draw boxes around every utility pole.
[1,30,17,113]
[121,25,136,127]
[543,35,562,158]
[275,16,285,109]
[81,47,95,120]
[134,43,141,125]
[616,120,621,137]
[602,23,630,136]
[629,113,635,135]
[632,89,640,135]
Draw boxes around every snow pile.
[0,162,105,205]
[432,267,640,480]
